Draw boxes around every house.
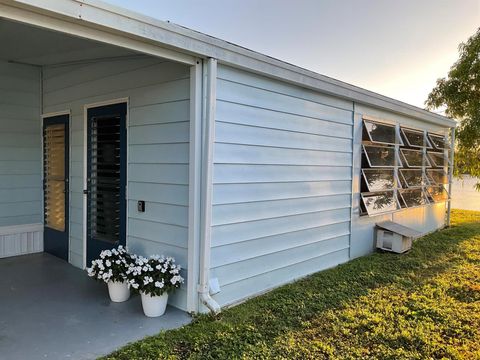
[0,0,456,314]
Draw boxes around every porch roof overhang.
[1,0,456,128]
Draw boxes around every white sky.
[106,0,479,109]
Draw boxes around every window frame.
[399,169,429,188]
[363,144,400,168]
[363,119,403,146]
[428,151,450,168]
[361,168,398,192]
[428,133,448,150]
[426,169,449,185]
[427,185,449,203]
[400,148,432,168]
[398,188,431,208]
[360,190,401,216]
[400,127,433,149]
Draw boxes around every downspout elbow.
[199,286,221,314]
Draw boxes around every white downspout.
[198,58,221,314]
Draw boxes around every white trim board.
[0,223,43,237]
[0,223,44,259]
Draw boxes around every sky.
[106,0,479,109]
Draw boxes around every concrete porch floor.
[0,253,191,359]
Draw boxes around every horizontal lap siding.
[43,57,190,309]
[212,65,353,307]
[0,62,41,227]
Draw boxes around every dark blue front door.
[43,114,69,261]
[86,103,127,265]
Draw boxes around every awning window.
[428,151,449,168]
[427,186,449,202]
[401,149,431,168]
[361,191,400,216]
[363,120,401,145]
[362,169,396,192]
[399,169,428,188]
[401,128,432,148]
[363,145,397,168]
[427,169,449,184]
[428,133,448,150]
[399,188,430,207]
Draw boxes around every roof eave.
[5,0,457,128]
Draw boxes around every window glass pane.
[427,186,449,202]
[361,191,399,216]
[401,149,430,168]
[401,128,431,148]
[428,152,447,168]
[400,169,427,187]
[363,145,396,167]
[362,169,396,192]
[428,133,448,149]
[427,169,448,184]
[399,189,429,207]
[363,120,397,145]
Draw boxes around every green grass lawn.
[104,209,480,359]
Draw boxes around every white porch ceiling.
[0,18,138,66]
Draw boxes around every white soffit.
[2,0,456,128]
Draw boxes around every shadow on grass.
[104,211,480,359]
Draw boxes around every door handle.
[83,189,89,195]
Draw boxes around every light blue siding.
[0,62,41,227]
[211,65,354,307]
[42,56,190,310]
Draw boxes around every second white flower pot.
[140,292,168,317]
[108,280,130,302]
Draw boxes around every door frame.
[82,98,129,269]
[41,110,71,262]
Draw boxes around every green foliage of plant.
[102,210,480,360]
[426,28,480,190]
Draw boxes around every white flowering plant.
[127,255,184,296]
[86,245,133,283]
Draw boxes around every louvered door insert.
[44,123,66,231]
[88,116,121,243]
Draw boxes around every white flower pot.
[107,280,130,302]
[140,291,168,317]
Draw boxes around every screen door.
[43,114,69,261]
[86,103,127,264]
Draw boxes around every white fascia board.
[7,0,456,128]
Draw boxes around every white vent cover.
[375,221,421,254]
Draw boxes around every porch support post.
[446,127,455,227]
[187,59,202,313]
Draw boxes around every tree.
[426,28,480,190]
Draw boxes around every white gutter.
[198,58,221,314]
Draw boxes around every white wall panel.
[211,65,354,308]
[0,62,41,227]
[0,224,43,258]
